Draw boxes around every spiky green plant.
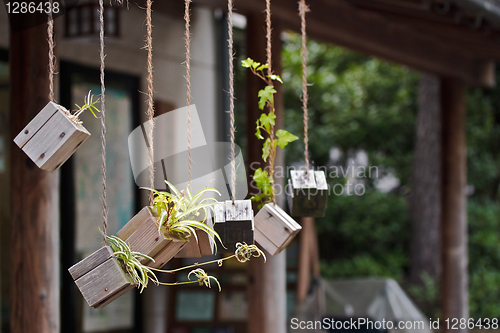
[106,235,158,293]
[106,234,221,291]
[73,90,100,119]
[143,181,223,245]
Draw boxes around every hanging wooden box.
[69,246,136,308]
[213,200,254,253]
[175,215,215,258]
[116,206,187,269]
[287,170,328,218]
[13,101,90,172]
[254,203,302,255]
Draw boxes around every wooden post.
[440,77,468,331]
[10,17,60,333]
[246,11,287,333]
[297,217,313,303]
[410,73,441,286]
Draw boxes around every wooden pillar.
[246,11,287,333]
[297,217,315,303]
[440,77,468,331]
[10,17,60,333]
[410,73,441,286]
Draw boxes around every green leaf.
[253,168,269,186]
[268,74,283,84]
[258,86,277,110]
[241,57,254,68]
[262,138,272,162]
[252,168,274,205]
[276,129,299,149]
[256,64,269,71]
[255,125,264,140]
[259,112,276,133]
[252,61,261,69]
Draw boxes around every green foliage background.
[282,32,500,318]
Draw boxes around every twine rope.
[265,0,276,205]
[265,0,272,73]
[228,0,236,204]
[146,0,155,202]
[98,0,108,242]
[47,1,55,102]
[299,0,310,173]
[184,0,193,191]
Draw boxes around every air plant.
[106,235,158,293]
[73,90,101,119]
[106,234,221,291]
[143,181,223,244]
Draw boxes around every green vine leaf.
[259,112,276,133]
[262,138,272,162]
[258,86,276,110]
[268,74,283,84]
[241,57,254,68]
[276,129,299,149]
[252,168,273,199]
[255,125,264,140]
[257,64,269,71]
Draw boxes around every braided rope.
[299,0,310,173]
[228,0,236,204]
[184,0,193,191]
[98,0,108,242]
[146,0,155,201]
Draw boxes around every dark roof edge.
[454,0,500,27]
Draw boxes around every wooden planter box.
[14,101,90,172]
[254,203,302,255]
[116,206,187,269]
[287,170,328,218]
[175,213,215,258]
[213,200,254,253]
[69,246,136,308]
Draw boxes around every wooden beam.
[280,0,495,87]
[10,17,60,333]
[194,0,495,86]
[440,77,468,331]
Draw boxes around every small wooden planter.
[116,206,187,269]
[14,101,90,172]
[213,200,254,253]
[69,246,136,308]
[287,170,328,218]
[254,203,302,256]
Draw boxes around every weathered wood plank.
[13,102,58,147]
[175,235,202,258]
[288,170,328,218]
[254,203,302,255]
[68,246,114,281]
[290,169,317,189]
[214,200,254,253]
[14,102,90,172]
[226,200,253,221]
[214,203,226,223]
[118,208,169,262]
[148,239,187,269]
[116,206,153,240]
[73,250,135,308]
[314,170,328,190]
[94,284,136,309]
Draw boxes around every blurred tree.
[282,32,500,319]
[282,32,418,280]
